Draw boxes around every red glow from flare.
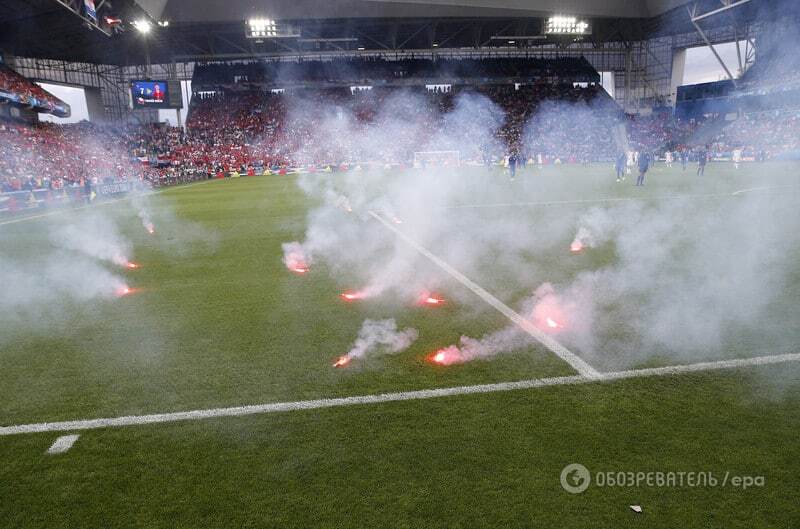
[289,263,309,274]
[126,262,139,269]
[530,292,567,332]
[418,292,445,306]
[570,240,583,253]
[145,223,155,234]
[428,347,463,366]
[340,290,366,301]
[392,216,403,225]
[333,355,351,368]
[115,286,134,297]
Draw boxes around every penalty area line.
[368,210,601,379]
[1,353,798,437]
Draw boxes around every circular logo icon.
[560,463,591,494]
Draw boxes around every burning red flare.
[428,346,463,366]
[418,292,445,306]
[115,286,133,297]
[290,264,309,274]
[392,216,403,225]
[145,223,155,235]
[340,290,366,301]
[126,262,139,269]
[570,240,583,253]
[333,355,351,368]
[546,317,561,329]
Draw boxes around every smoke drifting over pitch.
[283,87,800,371]
[335,319,419,367]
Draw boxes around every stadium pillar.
[670,48,686,107]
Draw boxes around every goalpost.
[413,150,460,168]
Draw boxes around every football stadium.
[1,0,800,526]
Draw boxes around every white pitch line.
[368,210,601,379]
[0,196,132,227]
[0,178,219,227]
[1,353,798,437]
[46,434,80,454]
[731,184,800,196]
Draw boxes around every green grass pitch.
[1,162,799,528]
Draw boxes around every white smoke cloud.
[273,84,799,374]
[281,241,310,272]
[53,211,133,267]
[0,254,127,318]
[342,319,419,363]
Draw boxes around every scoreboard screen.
[131,80,182,109]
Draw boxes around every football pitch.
[1,162,800,528]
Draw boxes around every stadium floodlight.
[544,15,591,35]
[133,19,152,34]
[247,18,278,38]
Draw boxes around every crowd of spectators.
[0,65,66,113]
[182,83,623,166]
[709,110,800,157]
[5,47,800,201]
[0,120,204,195]
[626,111,700,152]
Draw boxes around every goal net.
[413,150,460,168]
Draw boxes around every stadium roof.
[0,0,793,66]
[149,0,692,22]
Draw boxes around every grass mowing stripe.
[368,210,601,378]
[1,353,798,437]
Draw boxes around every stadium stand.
[4,39,800,204]
[0,64,70,117]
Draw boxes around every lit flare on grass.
[115,285,134,297]
[333,355,351,368]
[145,223,155,235]
[428,346,463,366]
[340,290,367,301]
[417,291,445,306]
[570,240,584,253]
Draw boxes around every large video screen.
[131,80,181,109]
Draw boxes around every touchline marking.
[0,178,219,227]
[1,353,798,437]
[0,196,132,226]
[46,434,80,454]
[369,210,600,379]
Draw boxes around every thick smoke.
[343,319,419,361]
[281,241,310,272]
[130,187,156,234]
[554,194,800,369]
[53,211,134,266]
[278,82,800,372]
[1,254,126,309]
